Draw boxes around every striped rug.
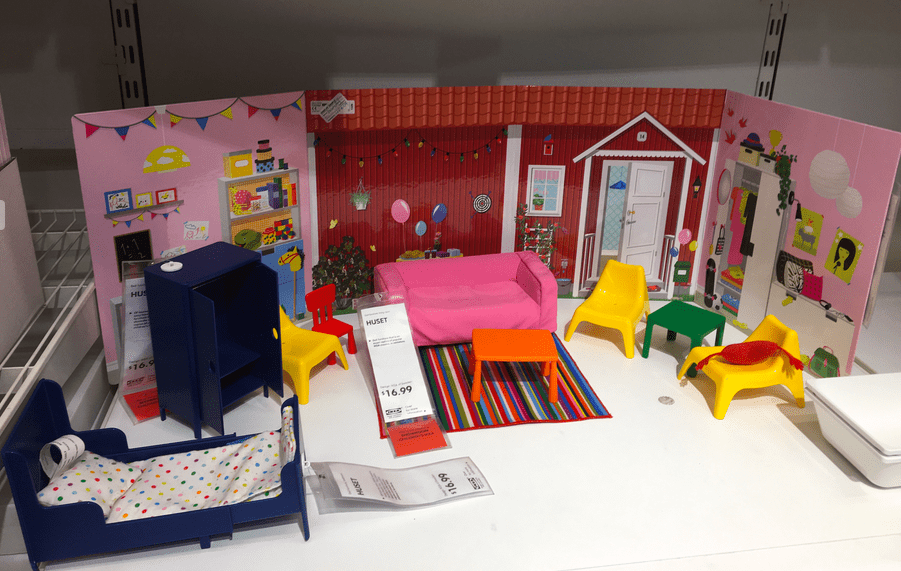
[416,334,610,432]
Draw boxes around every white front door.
[618,161,672,281]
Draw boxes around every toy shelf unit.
[218,167,300,252]
[144,242,283,438]
[218,167,306,317]
[708,159,792,327]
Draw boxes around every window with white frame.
[527,165,564,216]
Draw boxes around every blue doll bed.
[1,379,309,570]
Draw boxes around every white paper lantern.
[809,150,850,199]
[837,187,863,218]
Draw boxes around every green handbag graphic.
[810,346,840,378]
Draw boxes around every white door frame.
[617,161,674,282]
[573,150,703,294]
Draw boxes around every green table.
[641,301,726,368]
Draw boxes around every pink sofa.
[373,251,558,346]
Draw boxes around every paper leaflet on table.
[118,260,159,423]
[354,292,450,457]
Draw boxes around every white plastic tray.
[808,373,901,488]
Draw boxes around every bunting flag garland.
[112,205,179,226]
[76,109,157,141]
[74,92,305,140]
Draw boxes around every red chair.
[305,283,356,364]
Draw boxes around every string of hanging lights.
[314,128,508,167]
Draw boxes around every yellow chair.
[563,260,650,358]
[677,314,805,419]
[279,307,348,405]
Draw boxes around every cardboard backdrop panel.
[73,91,310,367]
[702,92,901,374]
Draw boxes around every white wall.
[1,0,899,268]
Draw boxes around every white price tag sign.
[360,303,433,423]
[316,457,491,507]
[40,435,86,480]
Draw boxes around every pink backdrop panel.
[704,91,901,373]
[73,91,309,366]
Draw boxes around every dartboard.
[473,194,492,213]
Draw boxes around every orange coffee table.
[469,329,559,404]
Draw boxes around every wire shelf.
[0,209,96,432]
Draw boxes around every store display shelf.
[0,209,104,434]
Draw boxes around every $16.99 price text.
[438,473,457,495]
[380,386,412,398]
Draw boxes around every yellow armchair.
[563,260,650,358]
[678,314,805,419]
[279,307,348,405]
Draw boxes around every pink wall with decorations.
[72,91,310,365]
[702,91,901,373]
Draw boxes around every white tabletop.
[22,297,901,570]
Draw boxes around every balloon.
[391,199,410,223]
[689,240,698,251]
[670,247,679,257]
[677,229,692,245]
[414,220,427,236]
[431,203,448,223]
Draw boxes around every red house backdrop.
[306,86,725,297]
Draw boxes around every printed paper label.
[183,221,209,241]
[360,303,434,423]
[321,457,491,506]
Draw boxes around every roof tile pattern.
[307,86,726,132]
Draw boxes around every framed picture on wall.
[155,188,177,204]
[104,188,133,214]
[526,165,564,217]
[135,192,153,207]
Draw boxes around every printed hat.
[740,132,765,151]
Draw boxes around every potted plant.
[532,193,544,211]
[311,235,373,309]
[349,177,371,210]
[515,203,564,269]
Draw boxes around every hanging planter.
[349,176,371,210]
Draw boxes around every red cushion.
[696,340,803,371]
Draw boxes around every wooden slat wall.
[312,122,715,288]
[313,126,507,280]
